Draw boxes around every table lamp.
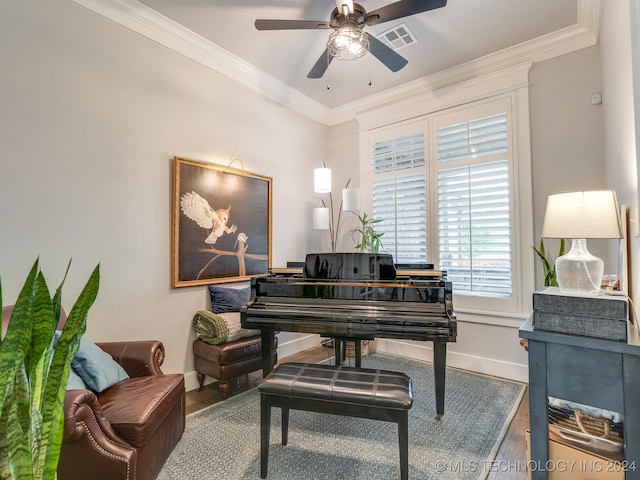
[541,190,622,295]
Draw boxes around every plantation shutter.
[371,133,427,263]
[436,114,512,296]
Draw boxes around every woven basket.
[548,404,623,443]
[345,340,370,358]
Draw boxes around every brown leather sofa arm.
[60,390,137,479]
[97,340,165,377]
[63,390,129,445]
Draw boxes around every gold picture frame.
[171,156,272,288]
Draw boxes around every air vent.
[375,23,417,51]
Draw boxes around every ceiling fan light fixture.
[328,25,368,61]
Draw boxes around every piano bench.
[192,336,277,397]
[258,362,413,480]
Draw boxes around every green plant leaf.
[0,260,39,423]
[13,364,31,458]
[350,212,384,253]
[533,238,565,287]
[558,238,566,257]
[38,264,99,480]
[532,246,551,276]
[1,399,33,480]
[25,272,54,418]
[0,260,99,480]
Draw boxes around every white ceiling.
[137,0,581,108]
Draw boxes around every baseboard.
[373,339,529,383]
[184,335,527,392]
[276,333,324,359]
[185,371,203,392]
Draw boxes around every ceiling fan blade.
[335,0,354,15]
[255,19,331,30]
[366,33,408,72]
[307,48,334,79]
[365,0,447,26]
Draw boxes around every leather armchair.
[58,340,185,480]
[1,305,185,480]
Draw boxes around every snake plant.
[0,259,99,480]
[533,238,565,287]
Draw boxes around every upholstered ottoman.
[193,336,277,396]
[259,362,413,479]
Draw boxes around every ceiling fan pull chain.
[326,48,332,90]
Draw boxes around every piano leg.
[434,341,447,420]
[261,330,276,377]
[333,339,363,367]
[354,340,362,367]
[333,340,344,366]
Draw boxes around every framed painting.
[172,156,272,287]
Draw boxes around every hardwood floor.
[186,345,529,479]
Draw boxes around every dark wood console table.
[519,315,640,479]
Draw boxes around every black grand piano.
[240,252,456,418]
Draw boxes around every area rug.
[159,353,525,480]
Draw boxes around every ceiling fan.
[255,0,447,79]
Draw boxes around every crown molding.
[354,61,534,131]
[332,0,601,125]
[69,0,332,124]
[70,0,599,127]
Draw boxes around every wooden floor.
[186,345,529,480]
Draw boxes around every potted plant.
[350,212,384,253]
[0,259,99,480]
[533,238,565,287]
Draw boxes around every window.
[367,97,517,310]
[436,113,512,297]
[371,132,427,262]
[437,160,511,297]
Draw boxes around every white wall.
[328,119,362,252]
[600,1,639,300]
[0,0,328,388]
[529,46,612,278]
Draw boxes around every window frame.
[358,67,535,318]
[368,120,429,263]
[429,97,518,313]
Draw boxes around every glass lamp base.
[555,239,604,295]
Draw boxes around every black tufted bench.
[258,362,413,480]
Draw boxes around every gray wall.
[529,46,610,284]
[601,0,639,299]
[0,0,328,382]
[328,119,361,252]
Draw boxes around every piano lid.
[303,253,396,281]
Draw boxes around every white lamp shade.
[314,167,331,193]
[342,188,360,212]
[541,190,622,239]
[313,207,330,230]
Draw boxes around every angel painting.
[172,157,272,287]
